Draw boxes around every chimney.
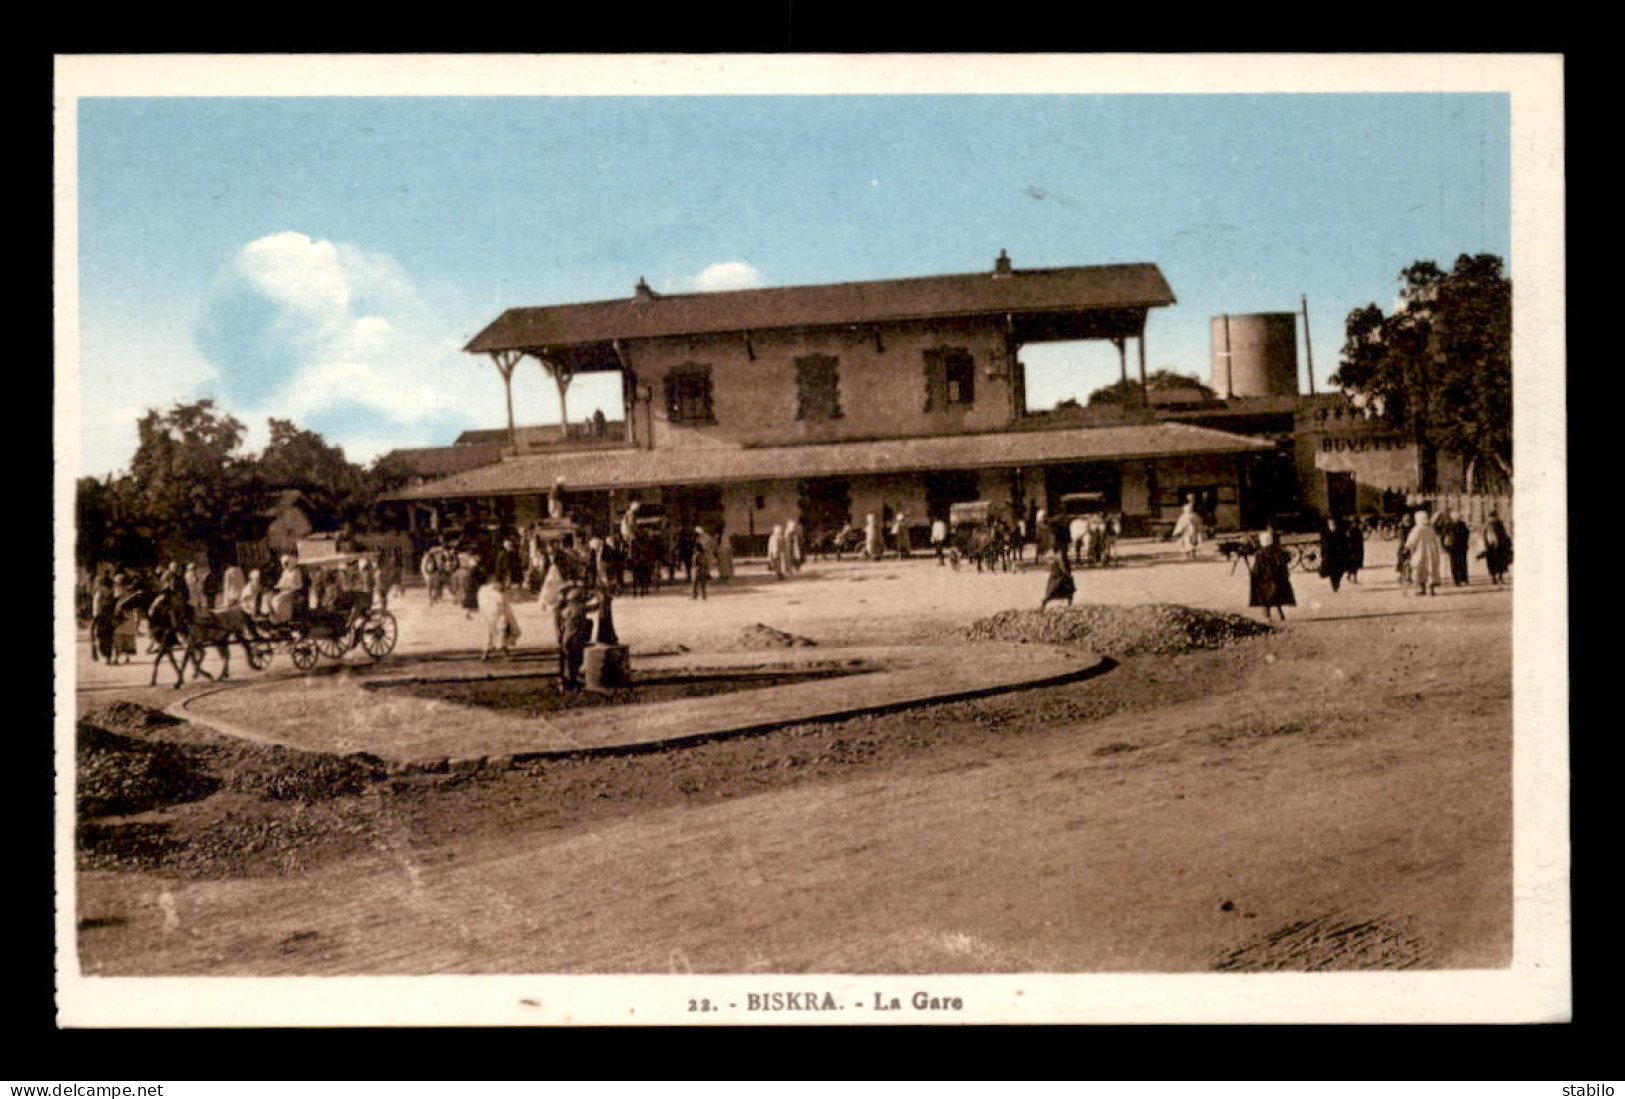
[633,277,658,301]
[992,249,1013,278]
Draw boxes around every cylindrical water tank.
[1211,313,1299,398]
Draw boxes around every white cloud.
[273,358,449,424]
[694,261,765,292]
[192,231,485,460]
[80,230,617,474]
[237,231,353,324]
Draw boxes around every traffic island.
[174,642,1108,770]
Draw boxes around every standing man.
[1344,516,1367,584]
[715,524,734,582]
[1441,510,1471,586]
[495,534,524,589]
[785,518,805,573]
[767,524,787,580]
[184,562,210,613]
[931,515,949,565]
[1247,530,1296,622]
[1318,515,1351,593]
[421,544,446,606]
[1172,495,1205,559]
[1405,510,1444,596]
[690,533,711,600]
[863,513,883,561]
[1482,511,1513,584]
[555,585,598,690]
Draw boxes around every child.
[555,585,598,689]
[1039,552,1075,610]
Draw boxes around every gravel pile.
[77,722,218,818]
[83,700,183,734]
[77,703,385,818]
[737,623,818,649]
[963,603,1271,656]
[77,702,390,878]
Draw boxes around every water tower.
[1211,313,1299,398]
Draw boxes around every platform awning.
[380,422,1273,503]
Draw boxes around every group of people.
[84,549,413,668]
[1393,508,1513,595]
[86,566,151,664]
[764,520,805,581]
[1038,502,1513,623]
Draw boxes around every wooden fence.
[1407,493,1513,534]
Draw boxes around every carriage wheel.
[315,632,353,659]
[245,639,275,670]
[358,611,398,659]
[290,639,320,670]
[1296,545,1322,573]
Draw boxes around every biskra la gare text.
[685,989,965,1012]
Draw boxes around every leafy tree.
[1332,254,1511,492]
[75,476,111,570]
[1088,369,1216,407]
[256,418,370,527]
[126,400,258,561]
[367,451,421,495]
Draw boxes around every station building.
[380,256,1485,550]
[381,254,1290,550]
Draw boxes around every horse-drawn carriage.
[1055,492,1119,568]
[948,500,1020,572]
[255,551,399,670]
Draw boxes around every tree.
[1088,369,1216,407]
[257,418,370,527]
[1332,254,1511,492]
[126,399,258,561]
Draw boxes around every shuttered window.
[794,353,843,421]
[923,347,975,411]
[664,363,715,424]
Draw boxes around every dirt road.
[75,575,1510,975]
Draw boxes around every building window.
[923,347,975,411]
[664,363,715,424]
[794,353,843,421]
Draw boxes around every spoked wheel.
[315,630,354,660]
[290,638,320,670]
[244,639,275,670]
[359,611,398,659]
[1296,544,1322,573]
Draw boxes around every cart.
[250,552,399,670]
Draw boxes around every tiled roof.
[381,422,1272,502]
[466,263,1175,352]
[379,443,506,478]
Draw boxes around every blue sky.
[72,91,1510,476]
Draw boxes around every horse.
[627,534,660,597]
[145,591,256,688]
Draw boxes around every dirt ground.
[71,540,1512,975]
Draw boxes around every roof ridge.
[498,261,1162,315]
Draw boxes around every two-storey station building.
[382,254,1282,551]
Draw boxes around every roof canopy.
[465,261,1176,368]
[382,422,1268,503]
